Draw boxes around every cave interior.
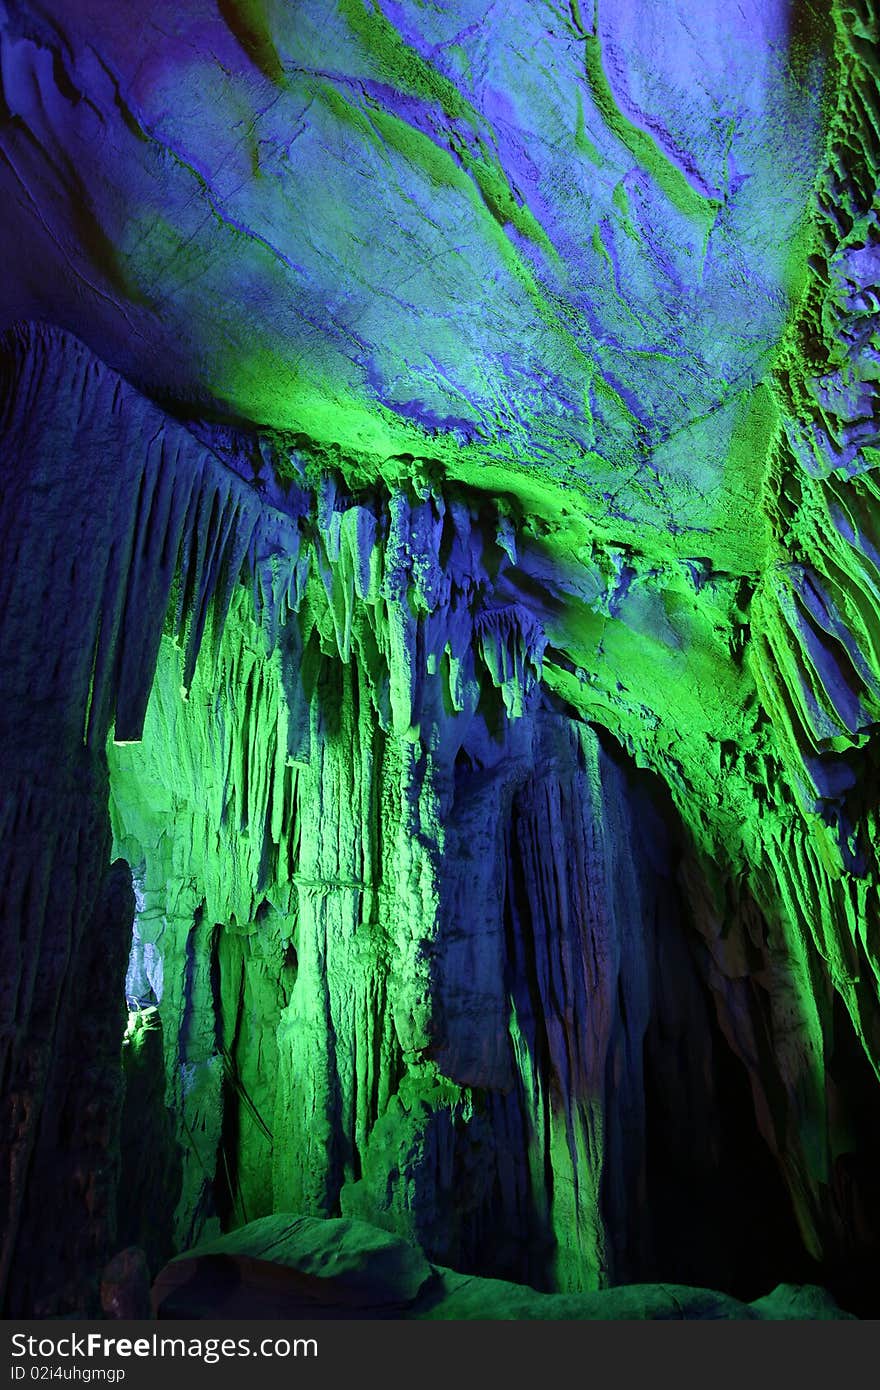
[1,0,879,1320]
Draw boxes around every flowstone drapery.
[0,0,878,1319]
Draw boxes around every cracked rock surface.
[0,0,878,1319]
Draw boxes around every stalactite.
[1,0,878,1316]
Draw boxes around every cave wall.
[0,0,878,1319]
[0,315,871,1314]
[110,593,766,1296]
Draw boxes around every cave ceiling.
[2,0,864,811]
[1,0,879,1319]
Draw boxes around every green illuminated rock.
[151,1214,855,1320]
[0,0,877,1321]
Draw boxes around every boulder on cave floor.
[152,1216,854,1320]
[152,1215,435,1319]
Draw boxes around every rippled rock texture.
[0,0,878,1318]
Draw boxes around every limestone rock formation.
[153,1214,434,1317]
[151,1214,855,1320]
[0,0,878,1319]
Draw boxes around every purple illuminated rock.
[0,0,878,1327]
[100,1247,152,1320]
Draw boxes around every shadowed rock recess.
[0,0,877,1319]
